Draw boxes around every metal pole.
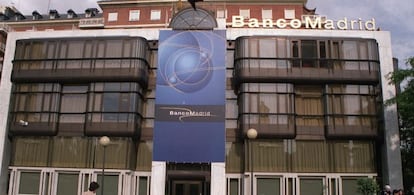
[247,128,257,195]
[250,140,253,195]
[101,146,106,195]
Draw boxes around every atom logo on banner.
[157,31,215,93]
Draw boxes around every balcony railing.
[233,58,380,85]
[11,58,150,86]
[79,17,104,28]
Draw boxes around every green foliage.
[387,56,414,192]
[356,178,380,195]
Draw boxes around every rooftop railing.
[79,17,104,28]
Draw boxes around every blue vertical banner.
[153,30,226,162]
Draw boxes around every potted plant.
[357,178,380,195]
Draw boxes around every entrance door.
[172,180,203,195]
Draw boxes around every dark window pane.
[301,40,317,67]
[103,93,119,112]
[300,178,324,195]
[342,178,362,195]
[257,178,280,195]
[138,177,148,195]
[229,179,239,195]
[57,173,79,195]
[19,172,41,194]
[97,175,119,195]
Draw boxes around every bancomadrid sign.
[231,16,377,31]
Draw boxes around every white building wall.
[0,32,17,195]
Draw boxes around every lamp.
[247,128,258,140]
[18,120,28,126]
[99,136,110,195]
[247,128,257,195]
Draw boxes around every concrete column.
[150,161,166,195]
[211,162,226,195]
[376,32,404,189]
[0,32,16,195]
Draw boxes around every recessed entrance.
[167,163,210,195]
[172,180,203,195]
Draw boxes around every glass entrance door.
[172,180,203,195]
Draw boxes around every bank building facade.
[0,0,403,194]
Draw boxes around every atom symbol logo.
[158,32,214,93]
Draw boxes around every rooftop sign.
[231,16,377,31]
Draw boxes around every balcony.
[11,59,149,86]
[325,115,377,138]
[240,114,296,139]
[233,58,380,86]
[79,17,104,28]
[85,113,141,136]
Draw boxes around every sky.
[306,0,414,69]
[0,0,413,68]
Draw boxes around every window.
[295,85,324,127]
[138,176,149,195]
[60,85,88,123]
[292,141,328,172]
[67,41,84,58]
[291,40,328,68]
[56,173,79,195]
[150,10,161,20]
[299,178,324,195]
[301,40,318,67]
[12,83,60,123]
[262,9,272,19]
[240,83,294,126]
[257,177,281,195]
[96,175,119,195]
[326,85,376,127]
[50,137,90,167]
[342,178,362,195]
[330,141,376,172]
[10,169,141,195]
[234,37,290,69]
[129,10,140,21]
[88,82,141,123]
[284,9,295,19]
[226,99,238,128]
[108,12,118,22]
[19,172,41,194]
[228,178,240,195]
[217,9,227,19]
[239,9,250,19]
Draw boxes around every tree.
[387,57,414,193]
[357,178,380,195]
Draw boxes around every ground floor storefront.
[8,165,376,195]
